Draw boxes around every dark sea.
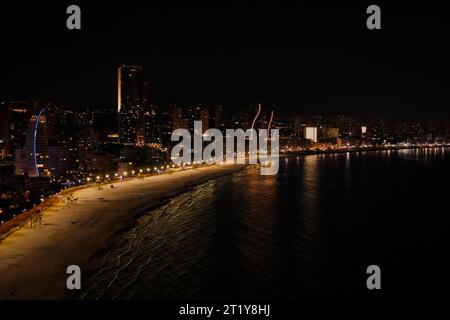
[81,148,450,299]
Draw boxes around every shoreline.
[0,164,240,240]
[2,144,443,240]
[0,164,246,300]
[282,144,450,157]
[80,164,251,299]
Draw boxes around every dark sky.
[1,2,449,118]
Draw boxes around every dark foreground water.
[81,148,450,299]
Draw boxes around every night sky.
[1,2,449,118]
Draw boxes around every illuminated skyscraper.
[304,126,318,143]
[24,109,50,177]
[118,65,152,145]
[144,104,161,147]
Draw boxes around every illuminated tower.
[25,109,50,177]
[304,126,318,143]
[117,65,151,145]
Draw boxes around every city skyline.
[1,3,450,304]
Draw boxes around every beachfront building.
[24,109,50,177]
[118,65,157,146]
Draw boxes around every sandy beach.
[0,164,245,300]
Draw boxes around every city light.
[0,6,449,302]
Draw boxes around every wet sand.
[0,164,244,300]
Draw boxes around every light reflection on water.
[81,148,450,299]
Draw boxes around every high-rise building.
[48,146,68,176]
[159,107,173,149]
[304,126,318,143]
[117,65,152,146]
[168,105,184,131]
[24,109,50,177]
[144,104,161,147]
[0,102,31,156]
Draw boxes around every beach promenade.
[0,164,244,300]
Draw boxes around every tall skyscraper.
[144,104,161,147]
[117,65,152,146]
[1,102,30,157]
[24,109,50,177]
